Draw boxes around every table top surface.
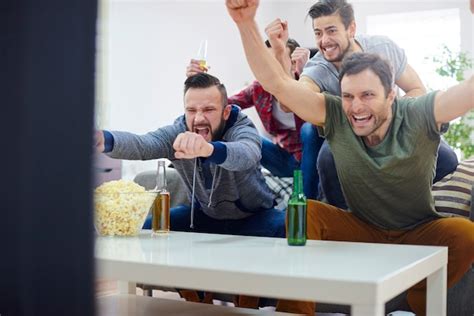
[95,231,446,285]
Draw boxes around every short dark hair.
[308,0,354,29]
[265,38,301,55]
[339,52,394,96]
[184,73,228,108]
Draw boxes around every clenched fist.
[173,131,214,159]
[226,0,259,24]
[291,47,310,77]
[265,18,288,55]
[95,130,105,153]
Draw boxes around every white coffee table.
[95,231,447,316]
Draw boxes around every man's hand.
[186,59,209,78]
[94,130,105,153]
[226,0,259,24]
[173,131,214,159]
[265,18,288,55]
[291,47,310,77]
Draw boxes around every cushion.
[133,167,190,208]
[261,169,292,210]
[432,158,473,219]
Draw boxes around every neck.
[362,110,393,147]
[333,39,362,70]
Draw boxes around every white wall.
[97,0,473,179]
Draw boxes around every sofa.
[134,161,474,315]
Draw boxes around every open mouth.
[194,126,211,139]
[322,44,338,54]
[351,114,373,127]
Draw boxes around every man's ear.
[223,104,232,120]
[387,88,396,104]
[348,20,356,38]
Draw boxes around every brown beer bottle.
[152,160,170,234]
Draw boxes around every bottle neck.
[156,161,167,191]
[292,170,303,195]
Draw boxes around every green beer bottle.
[287,169,307,246]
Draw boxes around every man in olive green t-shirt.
[321,90,442,230]
[227,1,474,315]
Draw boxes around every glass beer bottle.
[152,160,170,235]
[286,169,307,246]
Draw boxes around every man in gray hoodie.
[95,73,285,238]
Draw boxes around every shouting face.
[341,69,395,146]
[184,86,231,142]
[313,14,355,64]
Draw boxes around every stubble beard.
[324,36,353,63]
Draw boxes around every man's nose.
[352,98,364,112]
[320,33,330,45]
[194,111,205,122]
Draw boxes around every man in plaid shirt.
[187,39,324,199]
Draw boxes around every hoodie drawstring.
[190,158,197,229]
[207,167,219,208]
[190,159,220,229]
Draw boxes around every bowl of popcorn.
[94,180,157,236]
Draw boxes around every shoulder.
[172,115,187,130]
[357,34,398,49]
[302,53,338,89]
[357,34,403,58]
[225,107,258,136]
[399,91,438,109]
[157,116,186,137]
[242,80,262,92]
[252,81,272,96]
[304,52,332,71]
[396,92,438,123]
[323,92,342,107]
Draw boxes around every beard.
[323,36,352,63]
[210,115,227,141]
[191,112,227,141]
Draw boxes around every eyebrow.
[185,105,217,111]
[314,25,338,32]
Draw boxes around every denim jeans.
[317,139,459,209]
[260,123,324,200]
[300,123,325,200]
[143,204,286,238]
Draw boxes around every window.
[367,8,461,91]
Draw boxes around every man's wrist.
[205,142,214,157]
[103,130,114,153]
[206,141,227,164]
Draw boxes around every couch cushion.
[432,158,473,219]
[133,168,190,208]
[261,169,292,210]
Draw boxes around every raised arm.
[264,18,292,77]
[226,0,327,126]
[396,63,426,97]
[434,75,474,125]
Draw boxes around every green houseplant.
[428,45,473,159]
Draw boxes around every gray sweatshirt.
[106,106,276,220]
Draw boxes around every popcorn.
[94,180,157,236]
